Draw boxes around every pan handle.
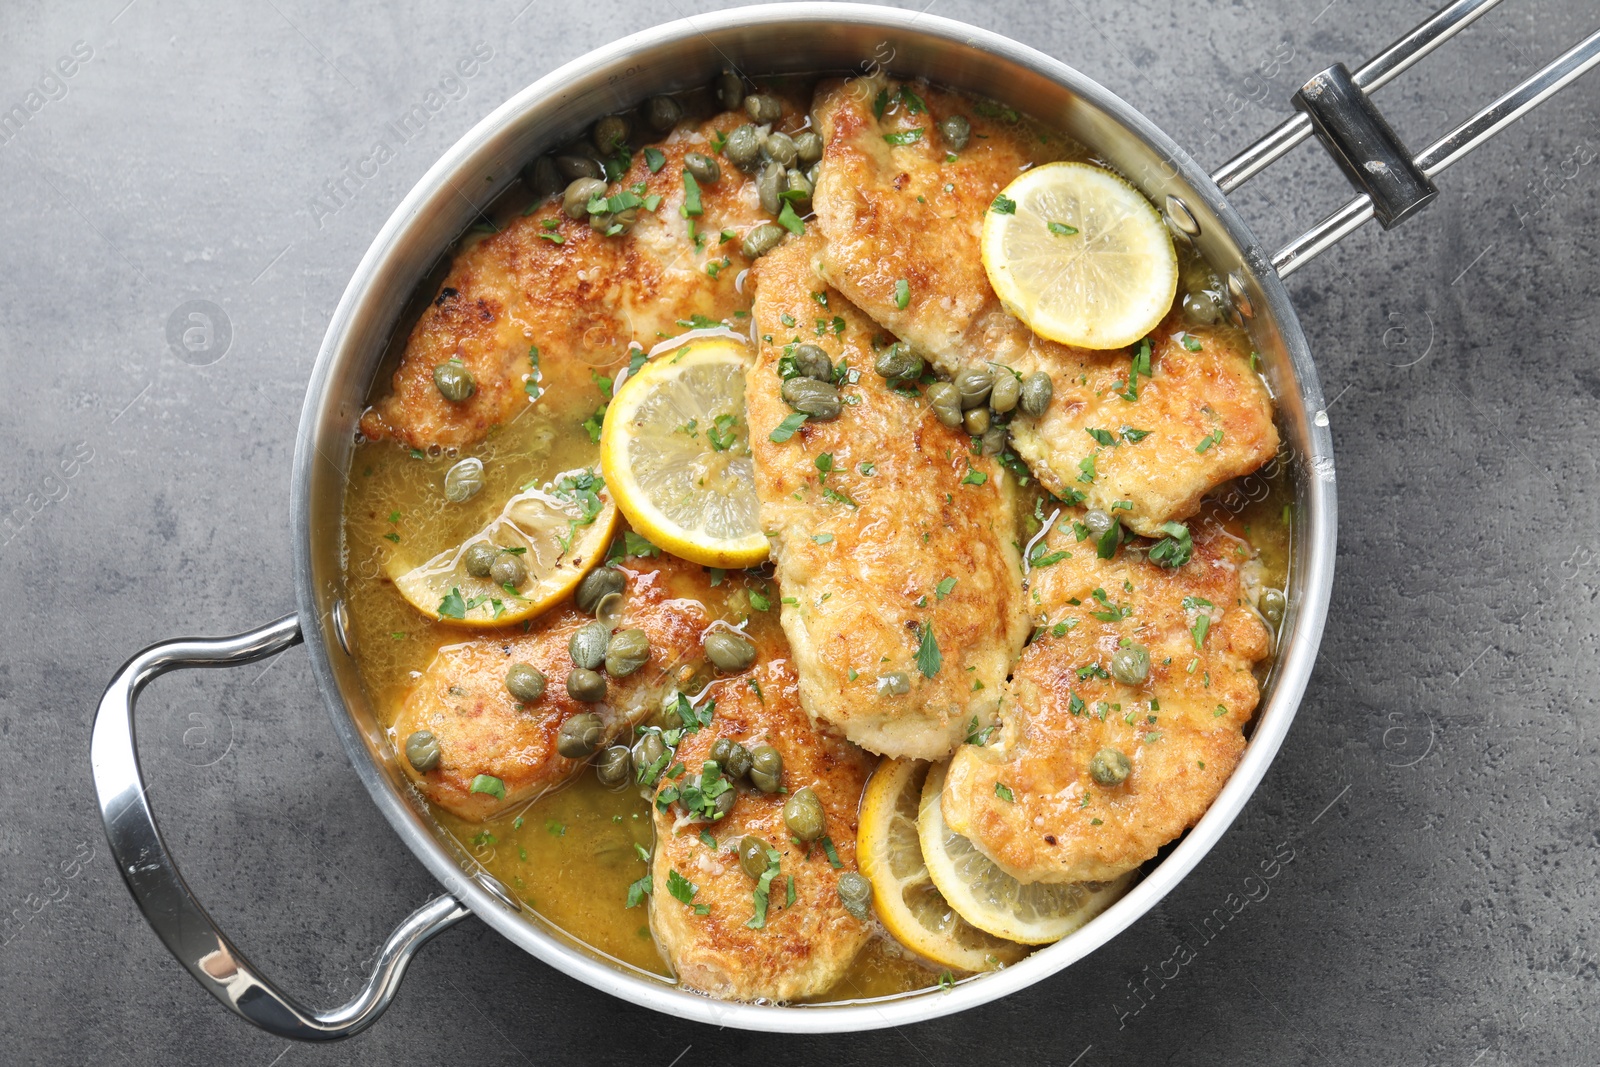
[89,614,470,1041]
[1213,0,1600,278]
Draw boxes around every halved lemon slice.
[857,759,1028,973]
[599,339,766,568]
[918,761,1132,945]
[391,470,617,627]
[981,161,1177,350]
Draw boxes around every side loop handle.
[90,614,469,1041]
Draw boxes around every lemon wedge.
[856,759,1029,973]
[981,161,1177,351]
[599,339,767,568]
[918,761,1132,945]
[392,469,617,627]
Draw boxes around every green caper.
[1259,588,1287,625]
[645,94,683,132]
[589,207,637,235]
[596,744,632,787]
[792,343,832,382]
[684,151,721,185]
[594,591,625,628]
[926,381,964,428]
[1111,643,1151,685]
[876,671,911,696]
[505,662,547,703]
[757,161,785,215]
[568,621,610,670]
[761,131,798,169]
[704,631,757,672]
[739,835,770,878]
[592,115,630,154]
[782,787,825,842]
[784,168,813,210]
[404,730,440,773]
[793,130,823,166]
[709,784,737,821]
[556,711,604,758]
[837,871,872,920]
[939,114,972,151]
[873,342,923,381]
[462,540,498,578]
[1089,747,1132,786]
[566,667,607,703]
[715,70,744,110]
[807,159,821,185]
[745,93,783,124]
[525,155,562,200]
[554,153,604,182]
[562,176,608,220]
[748,744,783,793]
[1084,508,1115,538]
[605,628,651,677]
[989,370,1021,413]
[741,222,785,259]
[981,423,1008,456]
[443,457,484,503]
[724,124,762,171]
[1019,371,1054,417]
[575,566,626,614]
[963,407,990,437]
[632,731,668,784]
[433,361,476,402]
[954,365,993,409]
[780,376,842,419]
[710,738,753,780]
[490,551,527,588]
[1183,290,1223,324]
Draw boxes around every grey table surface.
[3,0,1597,1063]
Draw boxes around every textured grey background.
[2,0,1597,1063]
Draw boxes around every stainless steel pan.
[90,0,1600,1038]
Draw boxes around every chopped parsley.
[1047,221,1079,236]
[625,874,652,908]
[995,782,1015,803]
[437,587,467,620]
[1196,428,1224,453]
[915,622,943,677]
[883,128,925,146]
[1148,521,1193,568]
[894,278,911,309]
[936,577,958,600]
[468,774,505,800]
[644,146,666,173]
[681,171,703,216]
[960,468,987,486]
[965,715,998,746]
[769,412,807,443]
[991,194,1017,215]
[777,201,806,235]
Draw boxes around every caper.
[793,130,823,166]
[745,93,783,124]
[525,155,562,200]
[1259,588,1287,625]
[724,124,762,171]
[433,361,476,402]
[505,662,547,703]
[711,737,753,780]
[954,365,993,410]
[792,343,832,382]
[575,566,626,614]
[590,207,638,235]
[784,167,813,210]
[739,835,770,879]
[462,540,498,578]
[1084,508,1115,538]
[1089,746,1132,786]
[684,151,721,185]
[490,551,527,588]
[1183,290,1223,325]
[562,176,608,220]
[741,222,785,259]
[715,70,744,111]
[989,370,1021,413]
[782,787,825,842]
[1111,643,1151,685]
[645,94,683,132]
[556,711,604,758]
[981,423,1008,456]
[566,667,607,703]
[596,744,632,787]
[837,871,872,920]
[807,159,822,185]
[594,591,625,628]
[748,744,783,793]
[554,153,604,182]
[1019,371,1054,417]
[632,731,668,784]
[757,161,785,215]
[761,130,798,169]
[963,407,990,437]
[704,631,757,673]
[605,628,651,677]
[709,784,737,821]
[926,381,964,428]
[443,457,484,503]
[939,114,972,151]
[404,730,440,773]
[592,115,630,154]
[876,671,910,696]
[874,341,923,381]
[569,621,610,670]
[780,376,841,419]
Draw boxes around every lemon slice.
[918,761,1132,945]
[599,339,766,568]
[857,759,1029,973]
[981,161,1177,350]
[392,470,618,627]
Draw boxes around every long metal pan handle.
[1213,0,1600,278]
[89,614,469,1041]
